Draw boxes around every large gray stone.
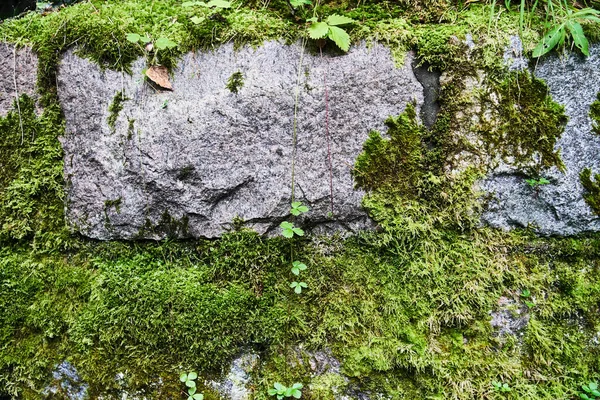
[480,43,600,235]
[0,42,38,116]
[58,41,424,240]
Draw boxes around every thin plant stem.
[319,46,334,216]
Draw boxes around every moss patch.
[591,91,600,135]
[107,90,128,132]
[580,168,600,215]
[226,71,244,93]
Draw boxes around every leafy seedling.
[183,0,232,24]
[290,281,307,294]
[580,382,600,399]
[525,177,550,188]
[280,221,304,238]
[180,372,204,400]
[289,0,311,8]
[492,381,511,393]
[180,372,198,388]
[533,6,600,57]
[268,382,303,399]
[290,201,309,216]
[521,289,531,298]
[307,14,355,52]
[291,261,307,275]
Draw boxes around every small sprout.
[291,261,307,275]
[290,281,307,294]
[581,382,600,399]
[161,99,169,109]
[521,289,531,298]
[289,0,311,8]
[290,201,309,216]
[268,382,303,399]
[525,177,550,188]
[280,221,304,238]
[181,371,203,400]
[492,381,511,393]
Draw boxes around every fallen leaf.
[145,66,172,90]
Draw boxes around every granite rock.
[481,43,600,235]
[58,41,424,239]
[0,42,38,116]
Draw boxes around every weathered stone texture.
[481,43,600,235]
[0,42,38,116]
[58,41,424,239]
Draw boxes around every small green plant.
[290,201,309,216]
[520,290,535,308]
[126,33,178,65]
[580,382,600,399]
[525,177,550,188]
[521,289,531,298]
[289,0,311,8]
[180,372,204,400]
[183,0,232,24]
[533,2,600,57]
[492,381,511,393]
[268,382,303,399]
[280,221,304,238]
[161,99,169,109]
[307,14,355,52]
[291,261,307,275]
[226,71,244,94]
[290,281,307,294]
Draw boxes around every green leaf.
[282,229,294,238]
[521,289,531,297]
[180,373,188,382]
[290,0,311,7]
[207,0,231,7]
[327,26,351,52]
[299,282,307,288]
[140,36,151,43]
[274,383,285,391]
[292,389,302,399]
[292,227,304,236]
[193,394,204,400]
[538,177,550,185]
[268,389,278,395]
[290,208,301,216]
[584,385,592,393]
[280,221,293,229]
[294,285,302,294]
[284,387,294,397]
[291,201,302,208]
[191,16,206,24]
[581,394,591,400]
[188,372,197,380]
[533,25,565,57]
[591,383,599,391]
[592,390,600,397]
[126,33,141,43]
[182,1,204,6]
[308,22,329,39]
[155,37,178,50]
[186,380,196,388]
[188,396,193,400]
[326,14,355,26]
[566,21,589,56]
[292,383,303,390]
[188,387,197,395]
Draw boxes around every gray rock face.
[0,42,38,116]
[481,43,600,235]
[58,41,424,239]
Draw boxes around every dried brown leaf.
[146,65,172,90]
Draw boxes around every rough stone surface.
[481,43,600,235]
[208,352,259,400]
[58,41,424,240]
[489,296,530,338]
[0,42,38,116]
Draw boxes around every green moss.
[226,71,244,93]
[480,72,566,173]
[107,91,128,132]
[137,211,190,238]
[591,92,600,135]
[580,168,600,215]
[0,96,67,248]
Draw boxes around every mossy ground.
[0,0,600,399]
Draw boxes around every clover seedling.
[268,382,303,399]
[525,177,550,188]
[290,281,307,294]
[492,381,511,393]
[280,221,304,238]
[308,14,355,52]
[289,0,311,8]
[290,201,309,216]
[580,382,600,399]
[291,261,307,275]
[180,372,204,400]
